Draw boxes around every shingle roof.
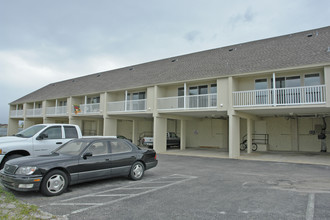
[11,26,330,104]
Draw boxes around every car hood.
[6,153,76,167]
[0,136,29,144]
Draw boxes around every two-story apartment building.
[7,26,330,158]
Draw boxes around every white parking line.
[306,193,315,220]
[50,174,197,217]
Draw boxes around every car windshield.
[55,139,90,155]
[15,125,46,138]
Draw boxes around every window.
[271,77,285,88]
[59,101,67,106]
[210,84,217,107]
[255,79,268,105]
[304,73,322,102]
[88,141,109,156]
[304,73,320,86]
[64,126,79,138]
[110,140,132,153]
[87,96,100,104]
[255,79,267,90]
[42,126,62,139]
[189,85,207,108]
[127,92,146,110]
[286,76,300,88]
[178,87,184,108]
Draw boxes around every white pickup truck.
[0,124,82,169]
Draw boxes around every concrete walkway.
[160,148,330,166]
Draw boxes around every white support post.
[184,83,187,109]
[55,99,58,115]
[125,90,128,111]
[84,96,87,114]
[272,72,276,106]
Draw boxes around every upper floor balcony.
[73,103,101,115]
[10,110,24,118]
[26,108,43,117]
[107,99,147,113]
[46,106,68,117]
[233,85,326,107]
[157,93,217,110]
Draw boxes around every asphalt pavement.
[7,154,330,219]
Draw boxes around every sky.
[1,0,329,124]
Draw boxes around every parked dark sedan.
[0,137,158,196]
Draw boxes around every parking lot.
[7,154,330,219]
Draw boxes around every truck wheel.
[129,161,145,180]
[40,170,68,196]
[0,154,23,169]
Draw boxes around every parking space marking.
[306,193,315,220]
[49,174,197,217]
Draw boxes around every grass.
[0,185,58,220]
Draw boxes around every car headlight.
[15,167,37,175]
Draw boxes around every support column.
[324,66,330,107]
[247,118,253,153]
[7,118,19,135]
[180,119,186,150]
[229,114,240,158]
[153,116,167,153]
[103,117,117,136]
[132,120,139,145]
[23,120,35,129]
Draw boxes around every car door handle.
[56,142,63,144]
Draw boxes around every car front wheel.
[129,161,145,180]
[40,170,68,196]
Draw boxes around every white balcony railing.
[108,99,146,113]
[157,93,217,110]
[10,110,24,118]
[46,106,68,116]
[26,108,43,117]
[233,85,326,107]
[73,103,101,115]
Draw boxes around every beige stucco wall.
[255,117,330,152]
[186,118,228,149]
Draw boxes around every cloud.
[184,30,203,43]
[229,7,256,28]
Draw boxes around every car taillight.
[154,153,157,160]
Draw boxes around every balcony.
[46,106,68,116]
[157,94,217,110]
[107,99,146,113]
[10,110,24,118]
[233,85,326,107]
[73,103,101,115]
[26,108,43,117]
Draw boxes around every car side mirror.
[36,133,48,140]
[83,152,93,159]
